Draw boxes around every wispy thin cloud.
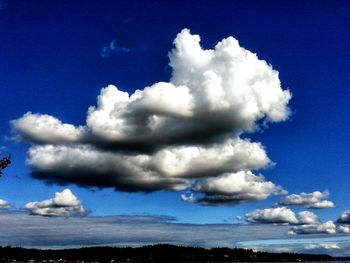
[1,211,350,256]
[101,39,131,58]
[0,211,292,248]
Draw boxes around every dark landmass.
[0,244,334,262]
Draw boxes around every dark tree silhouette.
[0,244,334,262]
[0,155,11,176]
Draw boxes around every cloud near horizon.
[304,243,340,250]
[0,199,10,209]
[0,211,303,249]
[1,211,349,256]
[181,171,286,206]
[243,206,350,235]
[244,207,321,225]
[337,210,350,224]
[288,221,337,235]
[279,191,335,209]
[12,29,291,204]
[25,189,88,217]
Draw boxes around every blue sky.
[1,0,350,256]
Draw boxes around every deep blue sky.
[1,0,350,255]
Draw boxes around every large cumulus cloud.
[12,29,291,202]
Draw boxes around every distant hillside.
[0,244,334,262]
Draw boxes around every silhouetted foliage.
[0,244,334,262]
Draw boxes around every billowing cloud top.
[13,29,291,148]
[12,29,291,203]
[25,189,88,217]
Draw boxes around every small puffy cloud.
[279,191,334,209]
[12,29,291,199]
[337,210,350,224]
[245,207,299,225]
[245,208,320,226]
[235,216,243,221]
[288,221,337,235]
[182,171,286,206]
[305,243,340,250]
[298,211,320,225]
[101,39,130,58]
[0,199,10,209]
[25,189,88,217]
[338,225,350,233]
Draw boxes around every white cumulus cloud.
[245,208,320,226]
[0,199,10,209]
[297,211,320,225]
[182,171,286,206]
[12,29,292,203]
[288,221,337,235]
[279,191,334,209]
[12,112,85,144]
[245,207,299,225]
[25,189,88,217]
[338,225,350,233]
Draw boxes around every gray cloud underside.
[337,210,350,224]
[27,138,269,192]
